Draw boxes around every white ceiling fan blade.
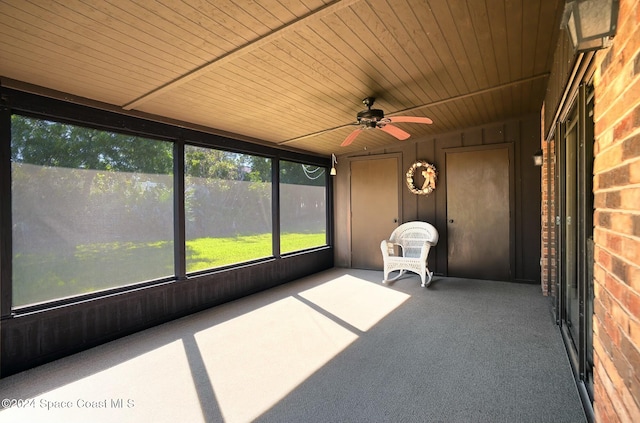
[389,116,433,124]
[341,128,363,146]
[379,124,410,140]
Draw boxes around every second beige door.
[446,148,511,280]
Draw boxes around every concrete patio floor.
[0,268,586,423]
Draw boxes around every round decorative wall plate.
[406,161,437,195]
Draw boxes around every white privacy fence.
[12,163,327,255]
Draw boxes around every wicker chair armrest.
[380,240,402,257]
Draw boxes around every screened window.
[185,146,272,272]
[11,115,174,307]
[279,160,327,253]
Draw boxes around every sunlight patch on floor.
[0,340,201,423]
[194,296,357,423]
[0,274,412,423]
[196,276,410,423]
[299,274,411,332]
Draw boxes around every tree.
[11,115,173,174]
[248,156,272,182]
[279,160,326,186]
[184,147,245,180]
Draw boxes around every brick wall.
[541,137,556,297]
[592,0,640,421]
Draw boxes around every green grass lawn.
[13,232,326,306]
[186,232,325,272]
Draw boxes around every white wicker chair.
[380,221,439,287]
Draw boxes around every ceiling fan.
[341,97,433,147]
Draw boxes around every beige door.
[350,157,399,269]
[446,148,511,280]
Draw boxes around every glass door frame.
[555,83,595,418]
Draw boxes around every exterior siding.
[592,0,640,421]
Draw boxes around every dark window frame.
[278,159,329,255]
[183,144,276,273]
[0,87,331,316]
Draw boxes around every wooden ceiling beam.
[122,0,362,111]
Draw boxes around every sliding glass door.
[556,83,595,402]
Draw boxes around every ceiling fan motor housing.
[357,108,385,128]
[341,96,432,147]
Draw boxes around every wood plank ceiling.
[0,0,564,156]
